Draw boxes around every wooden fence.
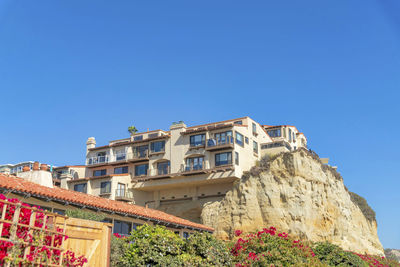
[56,217,112,267]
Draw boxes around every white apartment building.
[62,117,307,222]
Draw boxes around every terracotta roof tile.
[0,174,213,232]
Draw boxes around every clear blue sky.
[0,0,399,249]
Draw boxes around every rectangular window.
[53,209,65,215]
[114,166,128,174]
[267,129,282,138]
[235,132,244,146]
[148,133,159,138]
[289,129,292,142]
[102,218,112,223]
[252,123,257,134]
[215,152,232,166]
[116,183,126,197]
[253,141,258,154]
[135,164,148,176]
[93,169,106,177]
[185,157,204,171]
[234,120,243,125]
[190,134,205,147]
[113,220,132,236]
[100,181,111,194]
[150,141,165,153]
[214,131,233,145]
[157,161,170,175]
[115,149,126,161]
[97,152,107,163]
[74,183,87,193]
[245,137,249,144]
[183,232,190,239]
[235,152,239,165]
[134,145,148,158]
[133,135,143,141]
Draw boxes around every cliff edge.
[201,149,383,255]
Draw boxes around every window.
[100,181,111,194]
[132,223,142,231]
[253,141,258,154]
[134,145,148,158]
[267,129,281,138]
[135,164,148,176]
[116,183,126,197]
[289,129,292,142]
[53,209,65,215]
[114,166,128,174]
[235,132,244,146]
[150,141,165,153]
[190,134,205,147]
[97,152,107,163]
[215,152,232,166]
[183,232,190,239]
[102,218,112,223]
[185,157,204,171]
[113,220,131,236]
[234,120,242,125]
[93,169,106,177]
[115,149,126,161]
[214,131,233,144]
[148,133,159,138]
[74,183,87,193]
[133,135,143,141]
[245,137,249,144]
[252,123,257,134]
[157,161,170,175]
[235,152,239,165]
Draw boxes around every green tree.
[128,125,138,135]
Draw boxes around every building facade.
[62,117,307,222]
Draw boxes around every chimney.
[33,161,40,170]
[86,137,96,155]
[22,165,30,172]
[40,164,48,171]
[17,162,53,188]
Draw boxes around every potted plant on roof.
[128,125,138,135]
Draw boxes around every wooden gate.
[56,217,112,267]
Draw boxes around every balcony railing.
[87,155,109,165]
[128,151,149,161]
[189,140,205,148]
[205,136,234,151]
[182,164,205,172]
[115,189,134,201]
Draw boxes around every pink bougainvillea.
[0,194,87,266]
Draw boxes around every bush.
[117,225,231,267]
[348,192,376,222]
[313,242,368,267]
[65,209,106,222]
[111,235,127,267]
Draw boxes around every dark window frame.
[93,169,106,177]
[74,183,87,193]
[190,134,205,147]
[150,141,165,153]
[215,152,232,166]
[100,181,111,194]
[114,166,128,174]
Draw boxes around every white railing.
[87,155,109,165]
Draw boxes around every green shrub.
[185,232,232,266]
[313,242,368,267]
[349,192,376,222]
[122,224,185,266]
[111,235,127,267]
[65,209,106,222]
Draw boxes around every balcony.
[205,136,234,151]
[86,155,109,166]
[127,151,149,162]
[180,164,206,176]
[115,189,134,202]
[189,140,205,149]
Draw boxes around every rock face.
[385,249,400,262]
[201,149,384,255]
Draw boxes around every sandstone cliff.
[201,149,384,255]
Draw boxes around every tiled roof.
[0,174,213,232]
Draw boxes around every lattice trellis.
[0,199,67,266]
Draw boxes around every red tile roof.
[0,174,213,232]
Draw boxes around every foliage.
[111,234,127,267]
[184,231,232,266]
[0,194,87,266]
[313,242,368,266]
[65,209,106,222]
[349,191,377,222]
[230,226,323,267]
[128,125,138,135]
[122,224,185,266]
[116,224,231,267]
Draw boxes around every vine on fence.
[0,194,87,266]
